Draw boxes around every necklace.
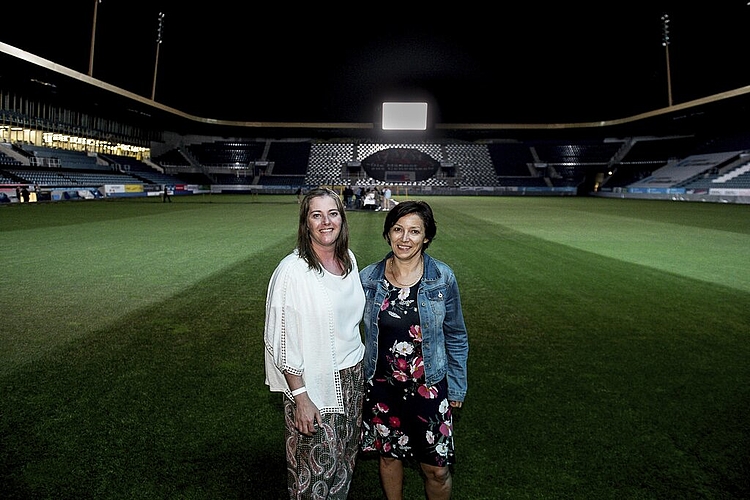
[388,256,423,288]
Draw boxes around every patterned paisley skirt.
[283,362,364,500]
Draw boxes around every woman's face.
[388,213,428,260]
[307,195,342,249]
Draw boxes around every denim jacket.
[360,252,469,402]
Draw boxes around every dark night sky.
[3,1,750,125]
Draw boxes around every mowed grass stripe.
[425,196,750,292]
[0,197,299,373]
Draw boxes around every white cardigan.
[264,249,364,414]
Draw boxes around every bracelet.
[291,386,307,397]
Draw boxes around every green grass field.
[1,194,748,499]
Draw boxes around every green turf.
[1,195,748,499]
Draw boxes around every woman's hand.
[293,393,322,436]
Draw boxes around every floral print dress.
[360,282,455,467]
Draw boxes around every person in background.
[359,200,469,500]
[162,185,172,202]
[372,186,383,211]
[264,187,366,499]
[383,186,393,210]
[363,188,377,210]
[343,185,354,209]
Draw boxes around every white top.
[321,266,366,369]
[264,249,365,414]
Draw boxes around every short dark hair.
[382,200,437,251]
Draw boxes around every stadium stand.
[266,141,311,175]
[22,145,107,170]
[0,149,22,167]
[99,153,183,185]
[2,45,750,203]
[187,140,265,167]
[676,154,750,190]
[627,151,740,189]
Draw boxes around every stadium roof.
[3,2,750,140]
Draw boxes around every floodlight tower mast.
[662,13,673,107]
[152,12,165,100]
[88,0,101,76]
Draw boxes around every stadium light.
[152,12,165,100]
[661,13,673,107]
[381,102,428,131]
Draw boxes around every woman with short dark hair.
[360,200,469,499]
